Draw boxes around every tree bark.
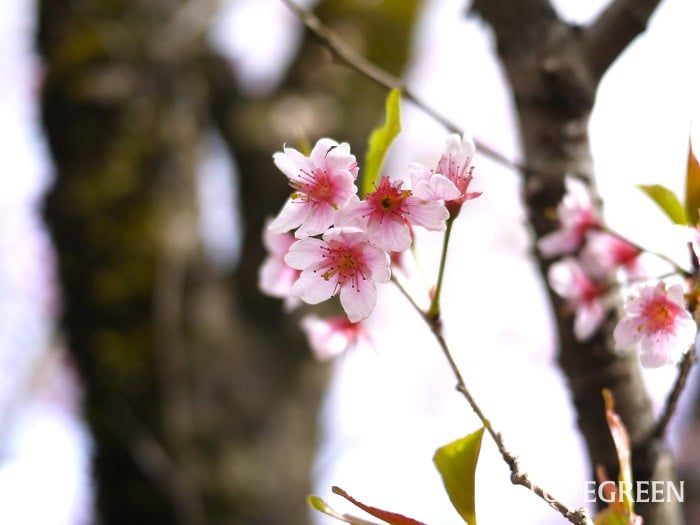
[36,0,421,523]
[469,1,679,524]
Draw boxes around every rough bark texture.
[469,1,680,524]
[36,0,420,523]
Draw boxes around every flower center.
[640,300,678,333]
[366,177,411,218]
[319,242,368,291]
[292,168,335,205]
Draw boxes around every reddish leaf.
[332,486,427,525]
[686,137,700,225]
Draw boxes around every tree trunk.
[36,0,421,523]
[470,1,680,524]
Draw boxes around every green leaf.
[637,184,688,225]
[362,89,402,197]
[307,494,381,525]
[433,427,485,525]
[308,495,353,523]
[685,138,700,225]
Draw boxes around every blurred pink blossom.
[538,176,600,257]
[614,282,696,368]
[258,220,300,310]
[580,231,642,279]
[548,257,607,341]
[300,315,366,361]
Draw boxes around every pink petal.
[405,197,448,231]
[268,199,309,234]
[339,276,377,323]
[295,202,336,238]
[366,218,412,253]
[574,300,606,341]
[334,196,366,229]
[362,245,391,283]
[428,173,461,201]
[258,257,297,297]
[292,269,337,304]
[309,138,340,166]
[284,237,325,270]
[273,148,314,182]
[538,228,581,257]
[300,315,354,361]
[262,223,295,256]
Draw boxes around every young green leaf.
[685,138,700,225]
[362,89,402,197]
[307,494,381,525]
[638,184,688,225]
[433,427,485,525]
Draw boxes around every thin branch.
[653,348,697,439]
[582,0,663,82]
[427,217,455,319]
[391,278,593,525]
[280,0,526,175]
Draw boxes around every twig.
[279,0,527,175]
[654,348,697,439]
[391,278,593,525]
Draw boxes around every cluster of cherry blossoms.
[259,134,479,359]
[541,176,698,368]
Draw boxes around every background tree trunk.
[37,0,421,523]
[470,1,681,524]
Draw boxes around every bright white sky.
[1,0,699,524]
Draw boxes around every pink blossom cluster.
[541,176,696,367]
[259,135,479,358]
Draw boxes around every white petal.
[547,258,578,298]
[613,316,643,349]
[639,332,678,367]
[666,283,687,307]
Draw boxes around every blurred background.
[1,0,699,524]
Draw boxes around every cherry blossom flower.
[258,221,300,310]
[269,138,359,238]
[538,176,601,258]
[284,227,391,322]
[408,133,481,217]
[613,282,696,368]
[337,177,448,252]
[300,315,366,361]
[580,231,642,279]
[548,257,607,341]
